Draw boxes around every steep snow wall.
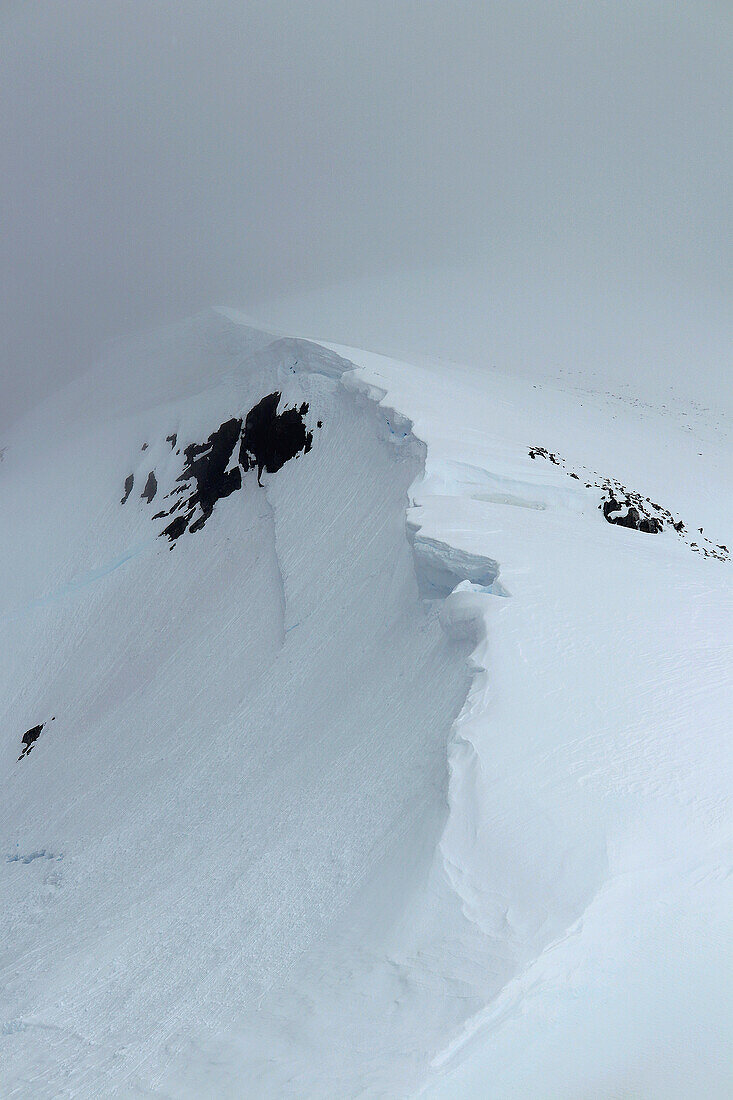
[0,313,473,1096]
[322,340,732,1100]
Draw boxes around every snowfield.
[1,310,731,1097]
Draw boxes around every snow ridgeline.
[2,310,730,1096]
[336,359,609,1091]
[1,312,479,1097]
[321,338,732,1099]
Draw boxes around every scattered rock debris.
[602,496,662,534]
[528,445,729,561]
[529,446,561,465]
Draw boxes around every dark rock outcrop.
[121,474,134,504]
[18,717,55,760]
[132,392,317,544]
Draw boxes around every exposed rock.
[18,717,54,761]
[141,471,158,503]
[134,392,318,544]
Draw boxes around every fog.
[2,0,731,428]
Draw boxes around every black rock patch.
[132,393,317,544]
[602,496,663,534]
[141,471,158,503]
[121,474,134,504]
[240,393,313,485]
[157,418,243,542]
[18,717,54,761]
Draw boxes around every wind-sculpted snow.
[2,313,730,1098]
[5,849,61,865]
[408,528,508,599]
[0,312,473,1097]
[315,342,732,1099]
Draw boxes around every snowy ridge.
[337,359,608,1078]
[1,311,730,1097]
[322,340,732,1098]
[1,313,475,1097]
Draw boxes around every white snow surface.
[1,310,731,1097]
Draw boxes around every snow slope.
[326,342,733,1099]
[1,310,731,1097]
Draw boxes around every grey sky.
[1,1,730,427]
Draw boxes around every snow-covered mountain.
[1,311,731,1097]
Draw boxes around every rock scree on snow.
[528,444,730,559]
[602,494,662,533]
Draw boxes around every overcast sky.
[2,0,731,427]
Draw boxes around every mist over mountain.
[2,1,730,426]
